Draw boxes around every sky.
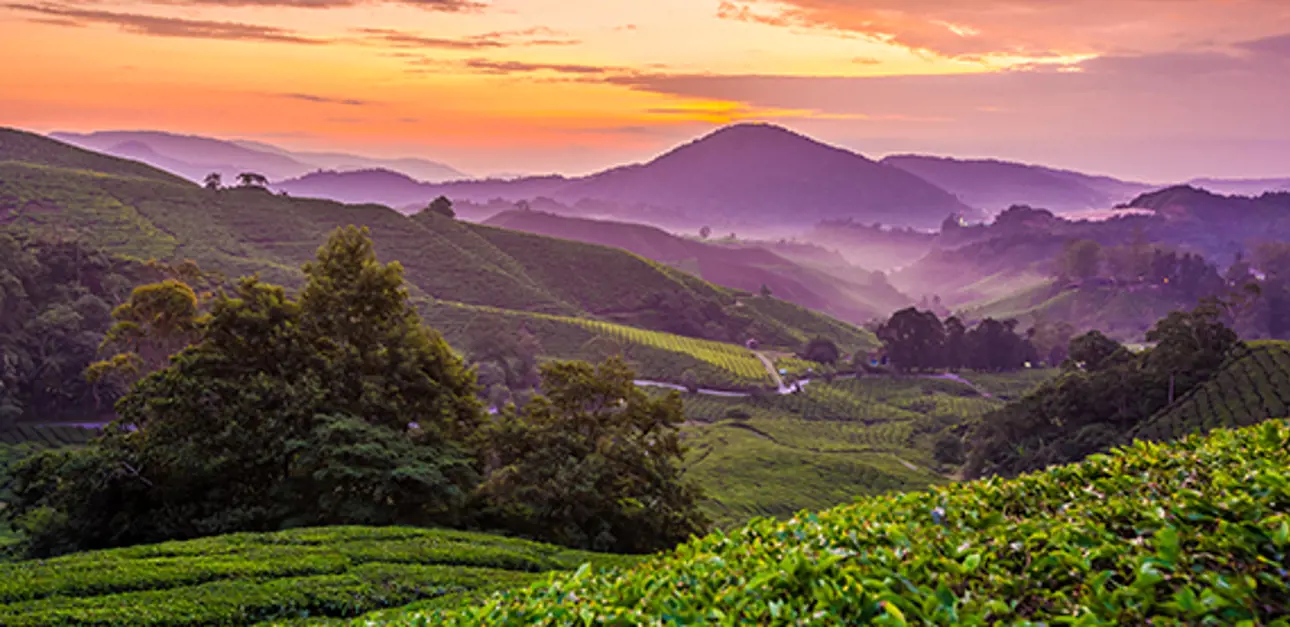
[1,0,1289,181]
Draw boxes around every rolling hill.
[483,209,911,323]
[882,154,1155,215]
[1187,176,1290,197]
[0,127,873,387]
[48,130,466,184]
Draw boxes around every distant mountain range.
[282,124,975,230]
[1184,177,1290,197]
[47,130,468,184]
[880,155,1156,215]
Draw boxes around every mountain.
[483,209,911,323]
[232,139,468,182]
[1,127,873,387]
[1187,177,1290,197]
[276,124,973,230]
[881,154,1155,214]
[47,130,467,184]
[273,168,433,207]
[547,124,973,229]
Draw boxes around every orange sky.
[2,0,1289,179]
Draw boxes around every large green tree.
[6,227,483,555]
[474,357,708,554]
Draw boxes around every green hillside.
[1130,340,1290,443]
[671,373,1053,527]
[410,419,1290,625]
[0,129,184,185]
[0,129,874,387]
[0,526,636,626]
[961,279,1201,341]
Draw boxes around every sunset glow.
[2,0,1289,179]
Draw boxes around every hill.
[0,526,635,625]
[1130,341,1290,443]
[483,209,910,323]
[273,124,973,231]
[48,130,466,184]
[0,128,872,388]
[0,129,184,185]
[960,279,1200,340]
[882,154,1154,214]
[412,418,1290,624]
[1188,176,1290,197]
[274,169,437,208]
[548,124,973,230]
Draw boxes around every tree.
[475,358,708,553]
[6,227,483,556]
[1145,303,1242,391]
[759,284,773,298]
[801,337,840,365]
[942,316,967,371]
[699,226,712,240]
[877,308,945,372]
[203,173,222,190]
[236,172,268,188]
[428,196,455,219]
[1066,330,1127,372]
[87,279,204,390]
[1058,239,1103,281]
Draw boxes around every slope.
[49,130,312,182]
[1130,340,1290,443]
[882,154,1154,214]
[484,209,910,323]
[0,130,874,385]
[0,129,184,185]
[960,279,1201,340]
[551,124,973,229]
[412,418,1290,625]
[0,526,636,626]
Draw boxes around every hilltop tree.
[428,196,455,219]
[203,172,222,190]
[759,284,773,298]
[236,172,268,188]
[699,226,712,239]
[474,358,708,553]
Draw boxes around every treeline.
[1055,236,1225,300]
[4,228,707,558]
[1227,241,1290,339]
[875,308,1070,373]
[965,297,1245,479]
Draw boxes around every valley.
[2,121,1289,626]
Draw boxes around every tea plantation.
[0,526,637,626]
[408,418,1290,625]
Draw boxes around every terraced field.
[0,526,636,626]
[1130,340,1290,443]
[424,300,774,389]
[672,372,1056,527]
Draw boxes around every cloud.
[280,93,369,106]
[102,0,486,11]
[357,25,578,50]
[714,0,1290,60]
[6,3,327,43]
[460,58,612,75]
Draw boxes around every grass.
[1130,341,1290,443]
[407,418,1290,625]
[0,526,637,626]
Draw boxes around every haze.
[2,0,1290,180]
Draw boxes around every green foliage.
[1057,238,1102,280]
[967,304,1244,478]
[426,196,455,219]
[800,337,840,365]
[476,358,709,554]
[0,525,635,626]
[5,228,483,556]
[412,419,1290,625]
[878,308,1034,373]
[1131,341,1290,443]
[0,233,143,426]
[1,129,184,185]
